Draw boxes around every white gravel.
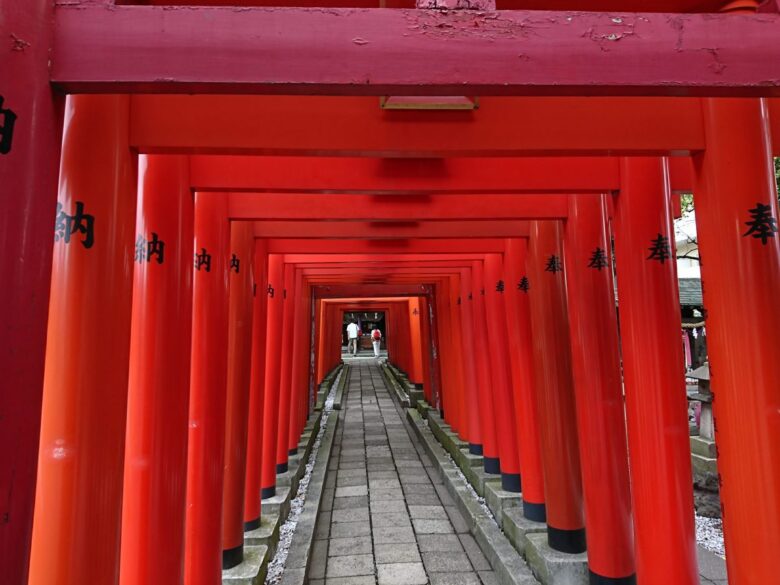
[695,513,726,558]
[265,369,341,585]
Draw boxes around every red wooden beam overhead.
[54,5,780,96]
[192,156,695,193]
[228,193,570,220]
[117,0,748,11]
[315,284,433,298]
[252,221,530,239]
[130,96,780,156]
[265,239,507,253]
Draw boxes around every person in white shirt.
[346,321,360,356]
[370,327,382,357]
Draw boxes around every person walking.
[346,320,359,356]
[371,326,382,358]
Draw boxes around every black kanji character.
[480,288,485,296]
[412,308,419,315]
[495,280,505,293]
[230,253,240,273]
[54,201,94,249]
[647,233,671,264]
[545,255,562,273]
[587,247,609,270]
[517,276,529,292]
[267,284,275,298]
[0,96,18,155]
[194,247,211,272]
[743,202,778,245]
[457,297,462,305]
[468,293,473,301]
[146,232,165,264]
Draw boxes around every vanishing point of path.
[310,361,501,585]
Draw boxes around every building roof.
[678,278,703,307]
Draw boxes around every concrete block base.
[222,545,269,585]
[524,532,588,585]
[484,480,522,520]
[262,485,291,520]
[245,513,281,553]
[501,507,547,555]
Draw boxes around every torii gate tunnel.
[2,1,780,584]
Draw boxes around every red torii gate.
[2,2,780,585]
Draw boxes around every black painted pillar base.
[261,485,276,499]
[484,456,501,475]
[547,525,587,554]
[469,443,483,455]
[501,472,522,493]
[222,544,244,570]
[244,516,261,531]
[589,570,637,585]
[523,500,547,523]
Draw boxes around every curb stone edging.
[405,408,539,585]
[278,410,341,585]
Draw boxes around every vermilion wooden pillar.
[484,254,522,492]
[458,270,483,456]
[261,255,284,498]
[185,192,230,585]
[419,296,436,406]
[276,263,295,473]
[471,261,500,475]
[614,158,697,584]
[288,269,306,454]
[408,298,424,386]
[503,239,545,521]
[694,99,780,584]
[244,239,268,530]
[222,221,255,569]
[29,96,134,585]
[119,155,193,585]
[0,5,62,581]
[448,276,468,442]
[528,221,586,553]
[564,195,635,582]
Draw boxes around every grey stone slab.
[329,536,373,557]
[697,546,728,582]
[333,507,370,523]
[408,505,448,519]
[430,572,482,585]
[336,485,369,498]
[369,499,407,514]
[321,488,336,512]
[478,571,499,585]
[370,512,413,528]
[412,518,455,534]
[339,468,368,479]
[422,550,475,573]
[374,543,423,564]
[445,505,471,534]
[405,492,442,506]
[376,562,428,585]
[417,534,464,552]
[333,495,369,511]
[330,521,372,539]
[310,539,329,579]
[372,525,416,544]
[369,487,404,501]
[459,534,492,572]
[326,554,375,578]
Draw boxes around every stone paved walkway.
[310,362,499,585]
